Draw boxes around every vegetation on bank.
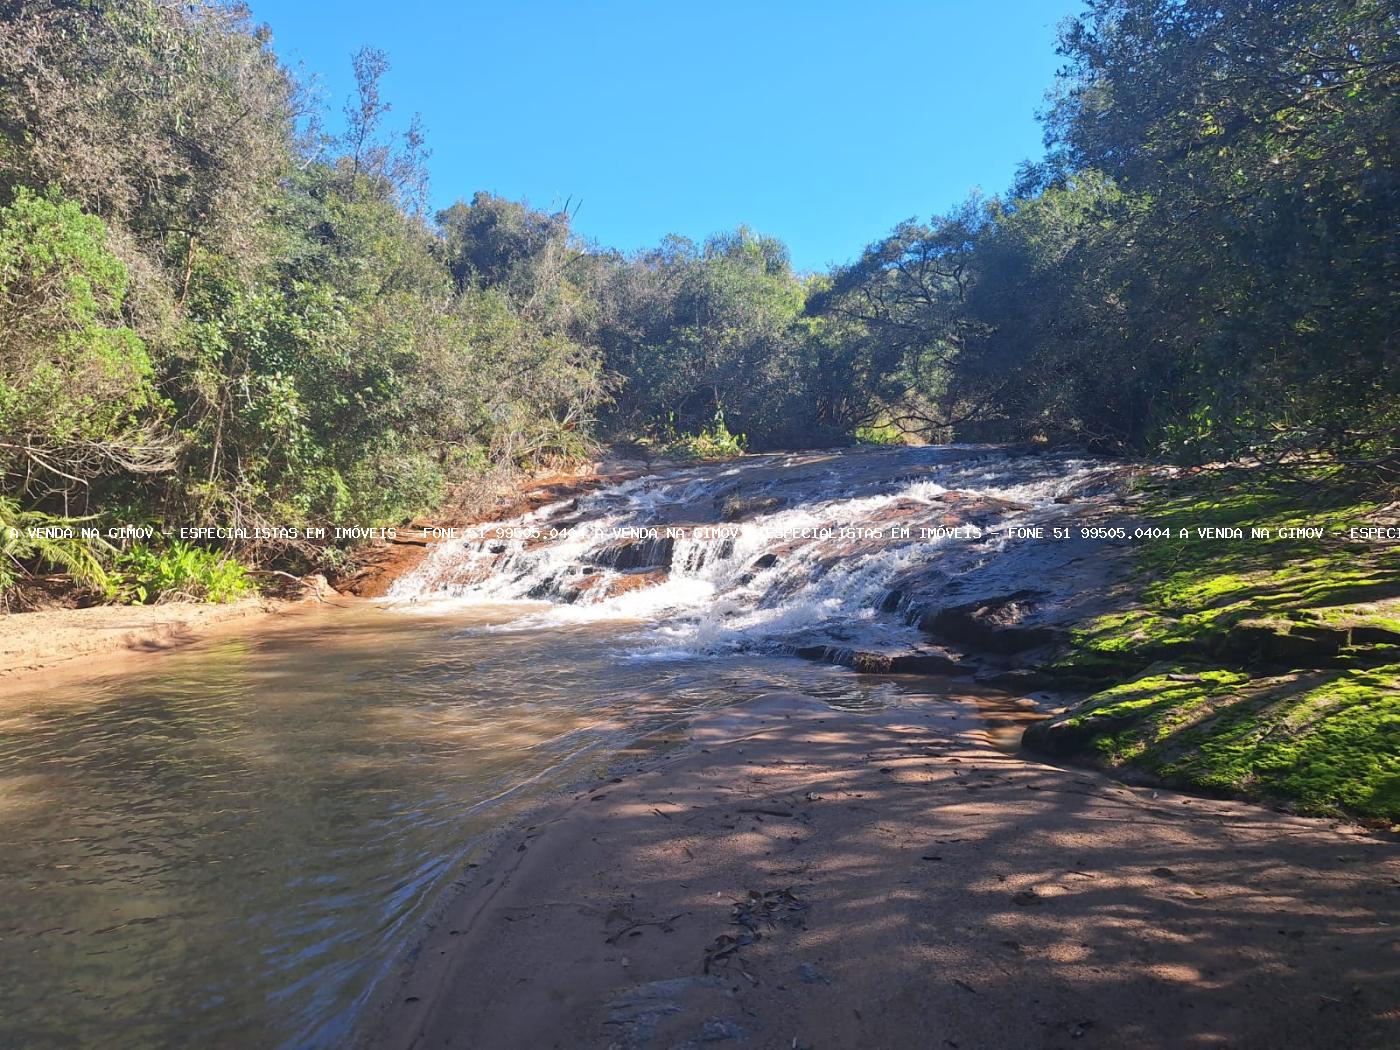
[111,541,255,605]
[1,492,254,604]
[1,0,1395,607]
[1026,475,1400,823]
[657,412,748,462]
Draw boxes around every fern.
[0,496,112,598]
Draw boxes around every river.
[0,446,1125,1048]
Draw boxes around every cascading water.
[387,446,1127,658]
[0,444,1133,1050]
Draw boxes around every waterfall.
[386,446,1123,657]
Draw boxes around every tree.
[1043,0,1400,468]
[594,227,810,445]
[811,202,989,438]
[437,192,575,303]
[0,0,297,299]
[0,188,171,510]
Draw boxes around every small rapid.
[0,445,1131,1050]
[387,446,1124,657]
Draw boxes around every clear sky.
[247,1,1084,272]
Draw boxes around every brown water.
[2,447,1116,1048]
[0,603,943,1049]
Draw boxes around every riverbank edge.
[0,595,323,684]
[0,455,669,684]
[351,692,963,1050]
[351,699,715,1050]
[355,691,1400,1050]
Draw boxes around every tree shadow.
[393,698,1400,1049]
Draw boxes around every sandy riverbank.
[0,458,659,681]
[0,597,313,682]
[363,692,1400,1050]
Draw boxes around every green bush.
[0,187,166,497]
[661,410,747,460]
[853,421,905,446]
[113,541,255,604]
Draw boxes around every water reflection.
[0,603,931,1049]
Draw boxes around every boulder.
[718,494,783,521]
[566,568,668,602]
[919,590,1058,654]
[793,644,971,676]
[588,536,675,571]
[1209,618,1350,667]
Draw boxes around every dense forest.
[1,0,1395,603]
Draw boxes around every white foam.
[386,449,1115,657]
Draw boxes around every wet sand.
[0,597,302,682]
[0,459,651,681]
[365,693,1400,1050]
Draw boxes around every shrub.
[661,410,747,460]
[853,421,905,446]
[0,187,170,497]
[113,541,255,604]
[0,496,111,603]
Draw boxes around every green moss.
[1066,476,1397,668]
[1032,473,1400,824]
[1300,606,1400,635]
[1160,666,1400,819]
[1069,610,1178,653]
[1038,664,1400,823]
[1061,669,1248,734]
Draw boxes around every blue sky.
[248,1,1084,272]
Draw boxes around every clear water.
[0,604,934,1049]
[0,446,1118,1048]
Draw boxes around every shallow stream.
[0,605,955,1048]
[0,446,1119,1047]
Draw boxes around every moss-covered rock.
[919,590,1060,654]
[1024,475,1400,825]
[1026,664,1400,822]
[1025,667,1250,758]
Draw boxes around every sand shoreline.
[0,459,653,685]
[0,596,323,684]
[361,692,1400,1050]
